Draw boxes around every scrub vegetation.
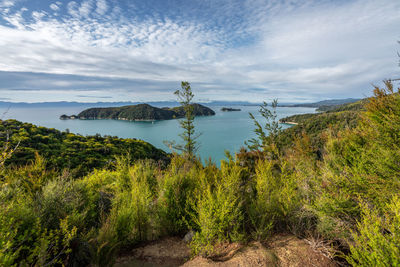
[1,80,400,266]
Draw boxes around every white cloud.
[67,1,79,17]
[49,3,59,11]
[32,11,46,21]
[95,0,107,15]
[0,0,399,102]
[0,0,15,8]
[78,0,93,18]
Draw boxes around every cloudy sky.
[0,0,399,103]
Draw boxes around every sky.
[0,0,399,103]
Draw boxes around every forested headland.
[60,103,215,121]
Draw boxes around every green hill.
[0,119,169,177]
[283,98,361,108]
[278,99,364,149]
[61,103,215,121]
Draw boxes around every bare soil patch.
[115,234,337,267]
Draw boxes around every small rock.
[183,230,195,243]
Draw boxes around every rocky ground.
[114,234,337,267]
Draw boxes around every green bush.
[157,156,200,235]
[347,196,400,266]
[95,160,158,247]
[314,82,400,241]
[0,198,77,266]
[191,162,244,255]
[38,178,90,230]
[249,159,301,240]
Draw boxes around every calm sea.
[2,105,315,165]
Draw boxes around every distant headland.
[221,107,241,112]
[60,103,215,121]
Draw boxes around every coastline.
[280,121,299,125]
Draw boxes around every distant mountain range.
[0,100,259,108]
[0,98,361,109]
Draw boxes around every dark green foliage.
[66,103,215,121]
[78,104,176,120]
[0,119,168,177]
[316,100,365,112]
[170,103,216,117]
[176,81,197,158]
[277,99,364,155]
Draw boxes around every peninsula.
[60,103,215,121]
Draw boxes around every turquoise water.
[3,105,315,164]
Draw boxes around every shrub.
[1,153,57,197]
[314,81,400,241]
[0,198,77,266]
[347,196,400,266]
[249,159,301,240]
[95,160,157,247]
[191,162,244,255]
[38,177,90,231]
[157,156,200,235]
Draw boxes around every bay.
[2,105,315,165]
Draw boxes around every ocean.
[2,105,316,164]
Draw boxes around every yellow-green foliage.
[1,153,57,196]
[2,82,400,265]
[249,159,302,240]
[0,193,78,266]
[157,156,201,235]
[347,196,400,266]
[191,162,244,255]
[314,81,400,242]
[104,165,155,245]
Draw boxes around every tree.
[246,99,282,158]
[164,81,199,159]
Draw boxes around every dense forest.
[1,81,400,266]
[61,103,215,121]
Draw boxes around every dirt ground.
[115,234,337,267]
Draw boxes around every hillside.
[61,103,215,121]
[278,99,364,149]
[282,98,360,108]
[1,82,400,267]
[0,119,169,177]
[316,99,367,112]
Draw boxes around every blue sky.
[0,0,399,103]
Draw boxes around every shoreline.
[280,121,299,125]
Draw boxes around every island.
[221,107,241,112]
[60,103,215,121]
